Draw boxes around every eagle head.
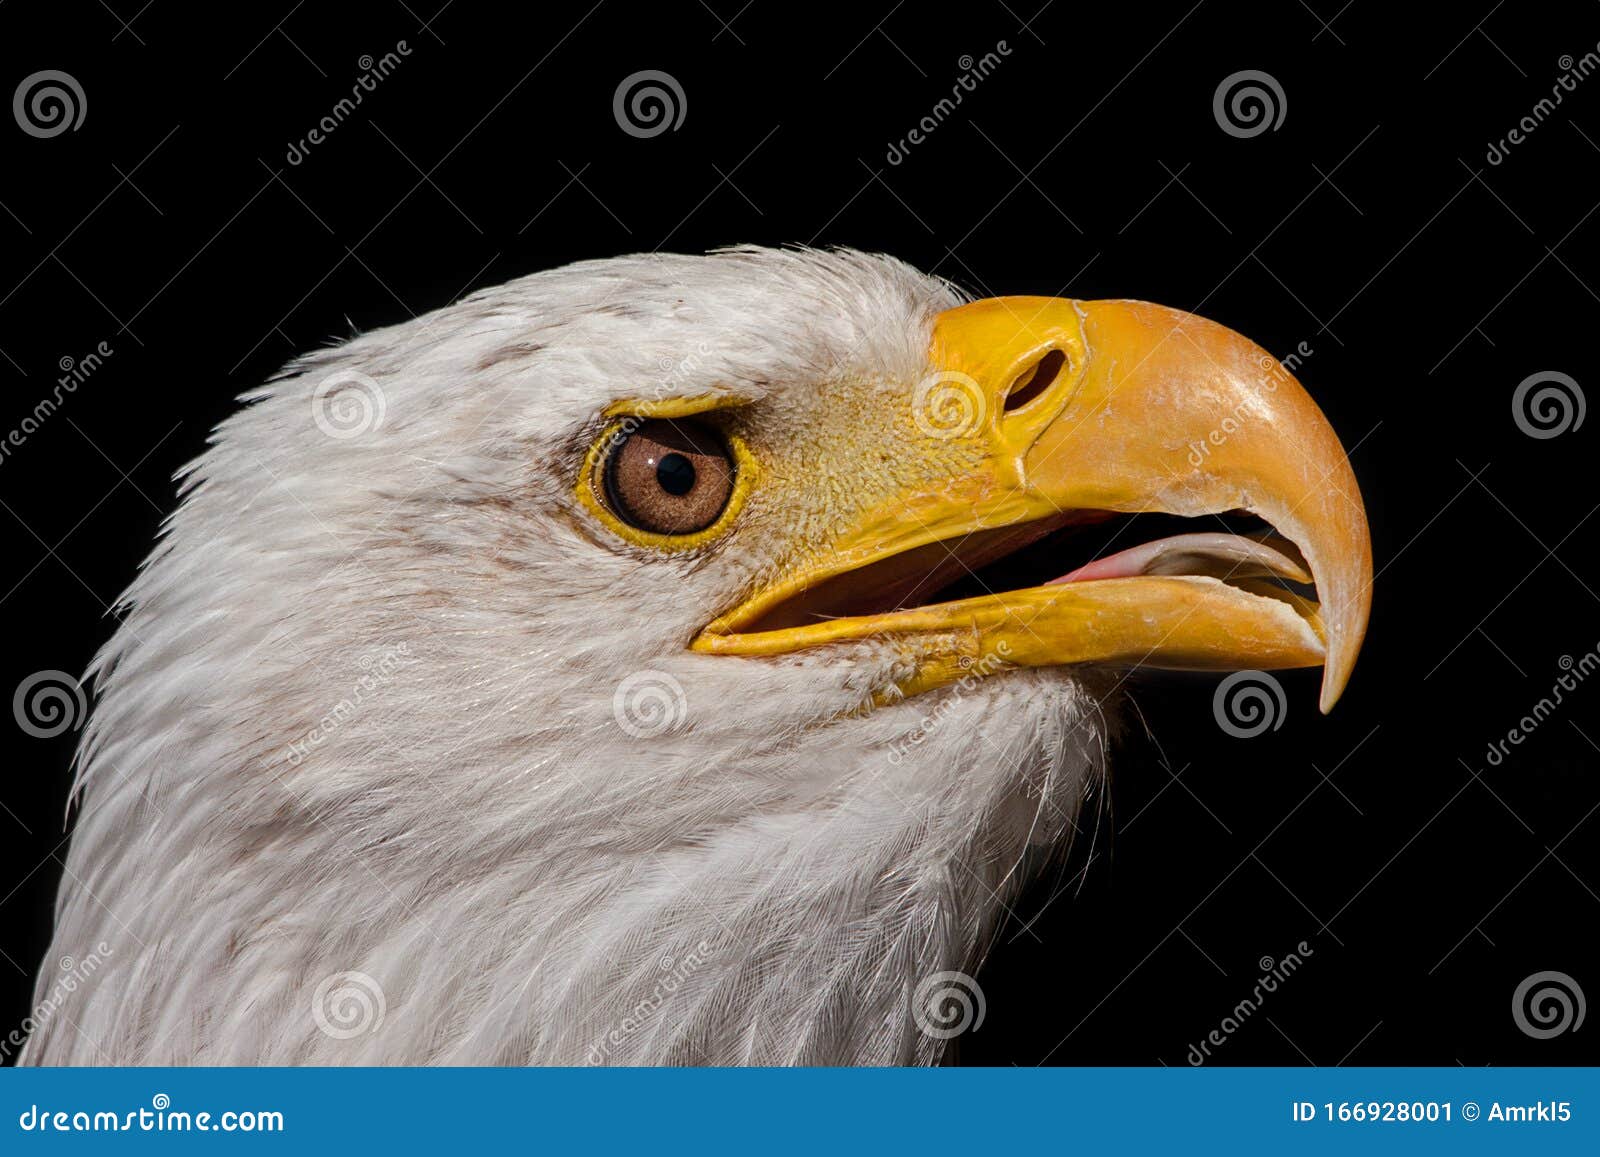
[24,247,1369,1065]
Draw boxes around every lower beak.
[693,297,1372,714]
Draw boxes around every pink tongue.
[1048,532,1311,586]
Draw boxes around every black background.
[2,0,1597,1065]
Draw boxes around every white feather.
[22,248,1111,1065]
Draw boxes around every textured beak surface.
[694,296,1372,713]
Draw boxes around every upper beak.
[692,296,1372,714]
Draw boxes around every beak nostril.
[1003,348,1066,413]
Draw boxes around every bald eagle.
[21,248,1369,1065]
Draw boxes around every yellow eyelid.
[601,392,754,420]
[577,416,758,553]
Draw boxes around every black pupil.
[655,452,696,496]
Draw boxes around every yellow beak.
[692,297,1372,713]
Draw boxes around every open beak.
[691,297,1372,714]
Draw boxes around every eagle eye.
[601,419,735,536]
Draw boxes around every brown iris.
[602,419,735,535]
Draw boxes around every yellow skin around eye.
[578,414,760,553]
